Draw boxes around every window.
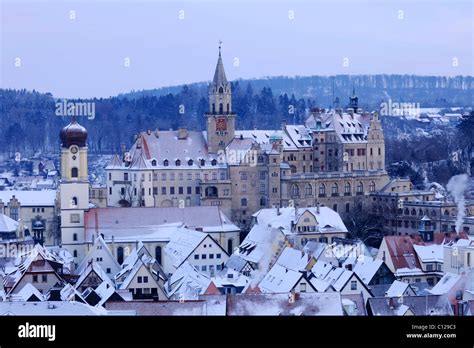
[291,184,300,197]
[426,264,433,271]
[161,187,166,195]
[73,250,78,257]
[137,276,142,283]
[356,182,364,194]
[202,254,207,259]
[71,167,78,178]
[331,183,339,195]
[194,255,199,260]
[209,254,214,259]
[10,207,19,221]
[345,202,350,213]
[163,159,169,166]
[109,187,112,195]
[124,173,129,181]
[216,253,221,259]
[202,266,207,272]
[319,183,326,196]
[33,275,38,283]
[73,233,78,241]
[143,276,148,283]
[344,182,351,195]
[300,283,307,292]
[70,214,80,223]
[350,281,357,290]
[240,172,247,180]
[241,198,247,207]
[178,187,183,194]
[305,184,312,196]
[106,268,111,274]
[211,159,217,166]
[260,197,266,207]
[369,181,376,192]
[170,187,175,194]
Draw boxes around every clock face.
[70,146,78,154]
[216,117,227,131]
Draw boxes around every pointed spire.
[212,41,228,87]
[352,85,356,97]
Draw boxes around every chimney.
[154,129,159,138]
[316,202,320,214]
[177,127,188,140]
[147,129,151,135]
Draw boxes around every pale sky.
[1,0,472,98]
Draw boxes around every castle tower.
[59,117,89,265]
[367,112,385,171]
[206,43,236,154]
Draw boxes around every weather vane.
[218,40,223,55]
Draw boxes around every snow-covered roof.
[10,283,45,302]
[0,214,19,233]
[352,256,383,285]
[236,224,284,264]
[164,228,208,268]
[429,272,462,295]
[0,190,56,206]
[75,261,115,290]
[165,261,212,300]
[0,301,108,315]
[226,292,344,316]
[252,206,348,235]
[414,244,444,263]
[385,280,410,297]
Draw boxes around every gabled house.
[3,244,65,295]
[428,272,466,315]
[164,261,214,300]
[115,252,167,300]
[164,227,229,276]
[74,260,114,293]
[76,235,121,278]
[258,247,316,294]
[351,255,395,286]
[384,280,416,297]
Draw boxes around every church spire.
[212,41,228,88]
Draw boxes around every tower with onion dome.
[59,116,89,263]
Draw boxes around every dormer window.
[163,159,169,167]
[151,159,157,166]
[211,159,217,166]
[200,159,206,166]
[188,159,193,166]
[175,159,181,166]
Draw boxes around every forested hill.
[1,74,472,158]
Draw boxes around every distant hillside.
[1,74,473,158]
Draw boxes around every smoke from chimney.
[447,174,469,234]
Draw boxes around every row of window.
[291,181,375,197]
[32,207,46,213]
[155,159,218,167]
[114,171,228,183]
[32,274,48,283]
[193,253,222,260]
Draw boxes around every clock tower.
[206,44,236,154]
[59,117,89,265]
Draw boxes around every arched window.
[291,184,300,197]
[227,239,234,254]
[117,247,124,265]
[431,210,437,217]
[71,167,78,178]
[444,209,450,216]
[219,103,223,114]
[305,184,312,196]
[369,181,376,192]
[241,198,248,207]
[218,87,224,94]
[188,159,193,166]
[155,246,162,265]
[200,159,206,166]
[356,181,364,193]
[211,159,217,166]
[163,159,169,167]
[71,197,78,207]
[344,182,351,194]
[175,159,181,166]
[331,183,339,195]
[404,208,409,215]
[319,183,326,196]
[411,208,416,216]
[151,159,157,166]
[212,103,216,113]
